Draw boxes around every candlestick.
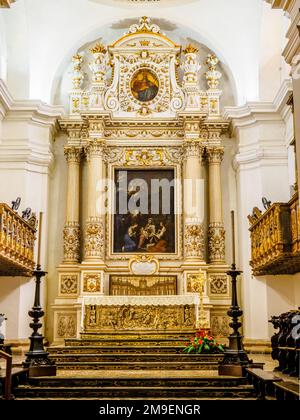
[231,210,236,267]
[37,212,43,268]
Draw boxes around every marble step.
[64,338,197,347]
[14,385,256,399]
[49,353,223,364]
[27,376,249,388]
[48,345,188,355]
[54,360,220,370]
[80,331,195,340]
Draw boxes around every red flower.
[208,336,213,341]
[198,340,203,345]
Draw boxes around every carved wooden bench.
[274,381,300,400]
[246,368,282,400]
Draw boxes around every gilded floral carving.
[84,304,195,331]
[209,275,228,295]
[60,274,78,295]
[83,273,102,293]
[57,313,77,338]
[85,218,105,259]
[211,315,230,338]
[63,223,80,263]
[208,223,225,263]
[184,224,205,260]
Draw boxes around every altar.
[52,17,231,344]
[82,295,199,333]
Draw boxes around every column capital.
[85,139,106,160]
[184,141,202,159]
[206,147,224,164]
[64,146,82,164]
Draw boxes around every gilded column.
[207,147,225,264]
[63,147,81,263]
[84,140,105,261]
[184,141,205,261]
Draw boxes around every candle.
[231,210,236,266]
[37,212,43,267]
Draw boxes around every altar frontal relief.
[114,169,175,253]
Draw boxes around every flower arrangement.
[183,329,224,354]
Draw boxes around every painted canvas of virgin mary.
[131,69,159,103]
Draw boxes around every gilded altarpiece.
[53,17,231,343]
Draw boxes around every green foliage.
[183,330,225,354]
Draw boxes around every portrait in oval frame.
[131,69,159,103]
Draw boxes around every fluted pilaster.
[207,147,225,263]
[63,147,81,263]
[183,142,205,261]
[84,140,106,261]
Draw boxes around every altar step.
[65,338,189,347]
[14,376,256,399]
[48,345,187,355]
[64,331,196,348]
[47,354,220,370]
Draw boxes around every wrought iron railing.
[0,203,36,276]
[249,193,300,275]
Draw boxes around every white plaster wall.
[46,133,67,342]
[0,83,62,340]
[0,13,7,82]
[230,105,298,340]
[0,0,267,105]
[259,2,291,101]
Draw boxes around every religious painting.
[113,169,176,254]
[131,69,159,102]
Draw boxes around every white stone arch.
[49,16,239,108]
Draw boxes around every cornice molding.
[0,79,65,134]
[223,79,293,133]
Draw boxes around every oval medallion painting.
[131,69,159,103]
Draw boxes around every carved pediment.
[68,16,224,121]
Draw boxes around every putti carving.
[184,224,205,260]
